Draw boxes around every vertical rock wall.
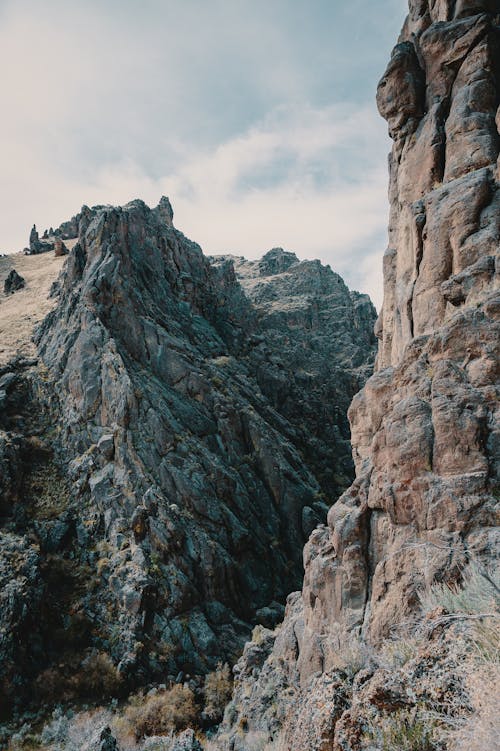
[299,0,500,664]
[221,3,499,747]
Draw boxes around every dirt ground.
[0,248,73,366]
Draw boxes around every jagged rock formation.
[212,250,375,511]
[0,198,376,715]
[3,269,25,294]
[219,2,500,748]
[26,218,75,256]
[29,224,41,254]
[53,238,69,257]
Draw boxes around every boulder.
[4,270,25,294]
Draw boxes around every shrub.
[364,707,440,751]
[203,662,233,723]
[124,684,198,740]
[35,651,121,703]
[445,665,500,751]
[41,708,114,751]
[419,562,499,663]
[76,651,122,698]
[328,627,374,679]
[378,637,419,669]
[419,563,499,617]
[204,730,282,751]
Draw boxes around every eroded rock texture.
[220,2,500,748]
[0,199,376,713]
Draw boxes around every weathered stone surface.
[218,2,500,748]
[0,194,375,714]
[31,198,374,682]
[4,269,25,294]
[0,532,43,717]
[54,238,69,257]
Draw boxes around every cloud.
[0,0,407,310]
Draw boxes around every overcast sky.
[0,0,407,308]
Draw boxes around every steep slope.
[0,198,376,716]
[213,250,375,501]
[220,2,500,748]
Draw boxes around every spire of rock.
[29,224,40,254]
[155,195,174,226]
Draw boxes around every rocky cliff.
[0,199,376,720]
[219,2,500,749]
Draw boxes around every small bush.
[41,708,113,751]
[76,651,122,698]
[446,666,500,751]
[124,684,198,740]
[328,627,374,679]
[378,637,419,669]
[207,730,276,751]
[35,651,121,703]
[203,662,233,723]
[365,707,440,751]
[419,563,499,617]
[419,562,499,664]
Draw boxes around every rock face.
[213,249,376,512]
[53,238,69,257]
[306,0,500,650]
[3,269,25,294]
[0,198,376,712]
[219,2,500,748]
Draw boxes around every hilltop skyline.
[0,0,407,308]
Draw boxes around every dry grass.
[446,666,500,751]
[419,562,499,619]
[364,706,439,751]
[122,685,198,740]
[327,626,375,678]
[203,663,233,723]
[0,251,67,366]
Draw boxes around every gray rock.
[4,270,25,294]
[26,194,376,685]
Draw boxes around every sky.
[0,0,408,309]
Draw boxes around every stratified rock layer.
[0,198,376,712]
[220,2,499,748]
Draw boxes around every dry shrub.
[204,730,286,751]
[364,706,440,751]
[203,662,233,722]
[124,684,198,740]
[327,626,374,679]
[378,637,419,669]
[41,707,114,751]
[35,651,121,702]
[75,651,123,698]
[419,562,499,618]
[446,665,500,751]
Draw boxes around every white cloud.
[0,0,403,310]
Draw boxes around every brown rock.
[53,238,68,257]
[219,2,500,747]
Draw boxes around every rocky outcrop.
[57,213,80,240]
[4,269,25,294]
[54,238,69,257]
[213,249,376,512]
[29,224,41,254]
[219,2,500,748]
[26,221,72,256]
[302,0,500,652]
[0,198,376,714]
